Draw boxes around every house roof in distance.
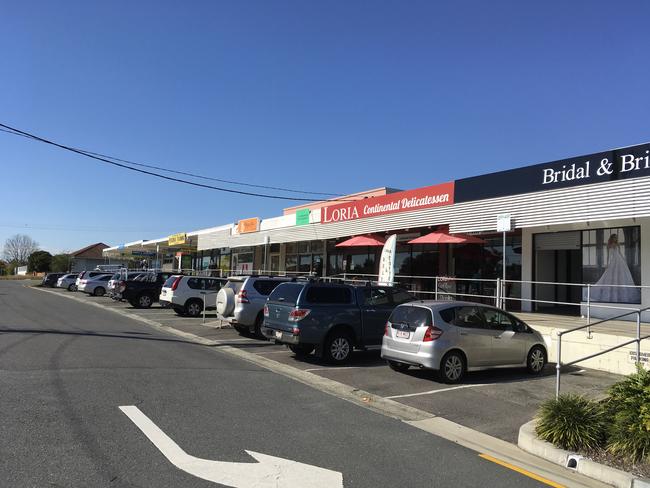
[70,242,109,258]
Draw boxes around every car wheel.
[136,294,153,309]
[438,351,466,384]
[526,346,547,375]
[67,284,74,291]
[387,360,410,373]
[185,299,203,317]
[324,330,353,364]
[289,344,315,357]
[93,287,106,297]
[253,313,267,340]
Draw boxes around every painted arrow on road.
[119,405,344,488]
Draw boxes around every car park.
[41,273,67,287]
[118,271,174,308]
[77,274,112,296]
[216,276,293,336]
[56,273,80,291]
[381,301,548,383]
[160,275,227,317]
[262,282,415,363]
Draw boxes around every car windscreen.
[267,283,304,306]
[389,305,433,331]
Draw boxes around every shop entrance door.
[533,232,582,315]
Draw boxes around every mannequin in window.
[590,234,640,303]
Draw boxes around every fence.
[555,306,650,397]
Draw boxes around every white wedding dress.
[589,247,640,303]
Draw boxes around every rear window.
[99,275,111,281]
[389,305,433,330]
[205,278,225,291]
[268,283,304,305]
[252,279,285,296]
[187,278,203,290]
[163,276,178,288]
[305,286,352,304]
[439,306,485,329]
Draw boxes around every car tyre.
[438,351,466,384]
[135,294,153,309]
[387,360,410,373]
[289,344,315,357]
[253,313,267,340]
[185,299,203,318]
[526,345,547,375]
[93,286,106,297]
[67,284,75,291]
[323,330,353,364]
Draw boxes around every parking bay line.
[384,383,489,399]
[479,453,565,488]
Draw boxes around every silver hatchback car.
[381,301,547,383]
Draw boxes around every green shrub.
[605,366,650,462]
[535,394,606,451]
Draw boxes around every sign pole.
[502,231,506,309]
[496,213,512,310]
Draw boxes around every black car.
[118,272,174,308]
[262,282,415,363]
[41,273,67,287]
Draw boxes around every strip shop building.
[105,142,650,320]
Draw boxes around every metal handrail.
[555,306,650,398]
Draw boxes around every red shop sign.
[322,181,455,224]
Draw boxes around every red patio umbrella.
[408,230,486,245]
[335,234,386,247]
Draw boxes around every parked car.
[41,273,67,287]
[216,276,294,336]
[160,275,227,317]
[118,272,174,308]
[77,274,112,296]
[261,282,415,363]
[381,301,548,383]
[56,273,80,291]
[108,271,145,298]
[76,270,113,290]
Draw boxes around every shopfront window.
[582,226,641,303]
[285,241,324,275]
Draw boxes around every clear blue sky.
[1,0,649,254]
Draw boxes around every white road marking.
[303,366,363,372]
[385,383,489,399]
[119,405,343,488]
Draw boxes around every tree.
[2,234,39,264]
[50,253,72,272]
[27,251,52,273]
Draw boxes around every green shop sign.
[296,208,311,226]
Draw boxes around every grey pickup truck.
[261,281,415,363]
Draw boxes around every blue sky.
[1,0,649,253]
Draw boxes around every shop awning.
[335,235,386,247]
[408,230,486,245]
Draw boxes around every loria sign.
[322,182,454,224]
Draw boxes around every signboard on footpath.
[237,218,260,234]
[321,182,455,224]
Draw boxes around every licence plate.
[275,331,283,339]
[396,330,410,339]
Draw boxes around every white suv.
[160,275,227,317]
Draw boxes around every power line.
[0,124,352,201]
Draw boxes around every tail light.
[263,304,269,317]
[423,325,443,342]
[118,280,126,292]
[288,308,310,322]
[384,322,390,336]
[236,289,250,303]
[292,327,300,335]
[80,280,87,285]
[171,276,182,291]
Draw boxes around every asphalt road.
[0,280,549,488]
